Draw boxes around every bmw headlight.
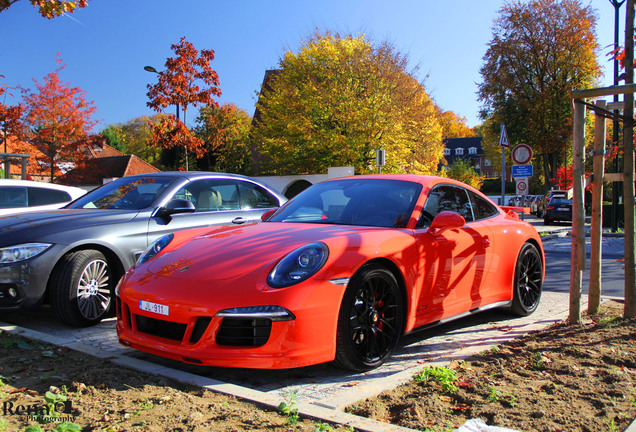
[267,242,328,288]
[0,243,52,264]
[136,234,173,267]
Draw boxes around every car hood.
[146,222,403,281]
[0,209,140,244]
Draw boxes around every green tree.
[441,158,484,190]
[194,103,252,174]
[252,32,443,175]
[99,115,163,165]
[478,0,601,189]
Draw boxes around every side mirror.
[261,208,277,221]
[427,211,465,236]
[154,198,195,218]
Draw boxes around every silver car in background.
[0,172,286,327]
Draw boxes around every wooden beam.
[589,100,607,314]
[605,173,625,182]
[570,100,586,324]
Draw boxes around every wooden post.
[570,100,586,324]
[589,100,607,314]
[624,0,636,318]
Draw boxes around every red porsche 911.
[116,175,544,372]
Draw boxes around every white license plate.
[558,207,569,211]
[139,300,169,316]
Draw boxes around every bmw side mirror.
[154,199,196,218]
[427,211,465,236]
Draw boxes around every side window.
[173,179,240,212]
[0,186,27,208]
[28,187,71,206]
[468,190,499,220]
[417,185,474,228]
[237,182,280,209]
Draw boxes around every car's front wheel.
[334,264,404,372]
[50,250,113,327]
[510,243,543,316]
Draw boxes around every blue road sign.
[512,164,533,178]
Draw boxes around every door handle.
[482,237,491,248]
[232,217,247,224]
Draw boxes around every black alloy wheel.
[510,243,543,316]
[335,264,404,372]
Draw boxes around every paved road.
[0,217,627,430]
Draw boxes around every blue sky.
[0,0,619,133]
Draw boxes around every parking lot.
[0,216,626,430]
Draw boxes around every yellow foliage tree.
[252,32,443,175]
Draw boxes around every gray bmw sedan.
[0,172,285,327]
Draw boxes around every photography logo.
[3,398,75,423]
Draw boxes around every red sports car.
[116,175,544,371]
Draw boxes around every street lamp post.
[144,65,183,169]
[144,66,180,120]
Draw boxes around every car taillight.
[546,206,555,210]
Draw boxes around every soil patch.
[348,300,636,432]
[0,300,634,431]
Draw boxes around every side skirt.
[403,300,512,336]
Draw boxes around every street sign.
[512,164,533,178]
[499,124,509,148]
[512,143,533,165]
[516,178,528,195]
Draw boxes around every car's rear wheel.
[50,250,113,327]
[510,243,543,316]
[334,264,404,371]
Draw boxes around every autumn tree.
[194,103,252,174]
[146,37,222,170]
[22,60,97,182]
[435,108,475,140]
[251,32,443,175]
[478,0,601,189]
[0,86,26,152]
[0,0,88,18]
[99,115,164,165]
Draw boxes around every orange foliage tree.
[146,37,222,170]
[0,85,26,154]
[21,59,97,182]
[0,0,88,18]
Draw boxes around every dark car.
[537,190,567,217]
[544,197,572,225]
[0,172,286,327]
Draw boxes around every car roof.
[0,179,85,193]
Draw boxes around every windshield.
[69,177,178,210]
[269,179,421,228]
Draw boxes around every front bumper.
[0,249,59,310]
[116,271,346,369]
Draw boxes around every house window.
[468,147,477,155]
[485,159,491,167]
[443,148,451,156]
[455,148,464,155]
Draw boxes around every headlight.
[136,234,173,267]
[267,242,328,288]
[0,243,52,264]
